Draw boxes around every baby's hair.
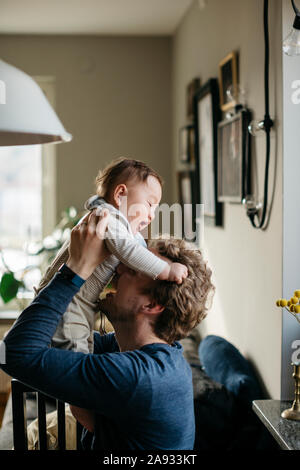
[95,157,163,199]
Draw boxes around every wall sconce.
[283,0,300,56]
[243,0,274,230]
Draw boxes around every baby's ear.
[113,184,128,206]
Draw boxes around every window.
[0,78,57,311]
[0,144,42,250]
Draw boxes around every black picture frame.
[177,170,197,242]
[217,109,252,203]
[193,78,223,227]
[179,124,196,164]
[179,126,190,163]
[218,51,238,112]
[186,78,201,121]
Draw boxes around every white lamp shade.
[0,59,72,145]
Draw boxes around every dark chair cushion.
[198,335,263,408]
[190,363,237,450]
[197,335,278,450]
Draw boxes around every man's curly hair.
[145,237,215,344]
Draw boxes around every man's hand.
[66,209,110,280]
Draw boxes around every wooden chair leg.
[12,379,83,451]
[37,392,48,450]
[57,400,66,450]
[11,379,28,450]
[76,421,83,450]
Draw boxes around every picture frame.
[179,126,189,163]
[188,125,196,164]
[218,51,238,112]
[194,78,223,227]
[179,125,196,163]
[177,170,197,241]
[217,109,252,203]
[186,78,201,121]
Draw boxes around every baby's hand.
[168,262,188,284]
[159,262,188,284]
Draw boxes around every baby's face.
[120,175,162,234]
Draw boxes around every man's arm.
[0,211,137,415]
[93,331,119,354]
[1,269,139,412]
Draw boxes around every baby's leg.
[34,239,94,353]
[34,239,70,296]
[36,240,119,353]
[51,271,105,353]
[52,257,120,353]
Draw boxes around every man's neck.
[112,320,168,352]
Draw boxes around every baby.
[35,157,188,354]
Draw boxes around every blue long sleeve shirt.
[1,269,195,450]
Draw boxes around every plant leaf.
[0,272,22,304]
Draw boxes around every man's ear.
[113,184,128,207]
[141,301,165,316]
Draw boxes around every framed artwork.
[188,125,196,164]
[177,170,197,241]
[179,126,189,163]
[179,125,196,163]
[217,109,252,203]
[186,78,201,121]
[194,78,223,226]
[218,51,238,112]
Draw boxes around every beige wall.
[0,2,284,398]
[0,34,172,218]
[172,0,283,398]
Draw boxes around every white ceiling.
[0,0,194,36]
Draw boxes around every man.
[1,210,214,450]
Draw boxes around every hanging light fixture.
[283,0,300,56]
[0,59,72,146]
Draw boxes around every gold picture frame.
[218,52,238,112]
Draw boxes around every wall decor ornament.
[217,109,252,203]
[194,78,223,227]
[275,290,300,421]
[218,51,238,112]
[177,170,197,241]
[186,78,201,121]
[179,125,196,164]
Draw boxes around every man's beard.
[98,297,115,321]
[99,296,139,324]
[98,297,131,323]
